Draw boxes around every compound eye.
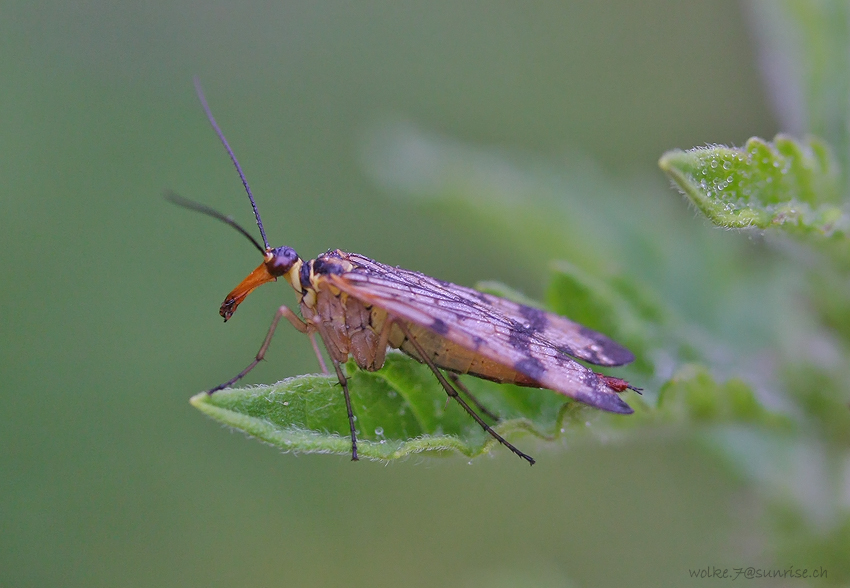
[266,246,299,276]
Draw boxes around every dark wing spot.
[575,387,634,414]
[519,305,548,332]
[508,320,531,351]
[471,335,485,349]
[556,344,580,358]
[431,318,450,335]
[471,290,491,304]
[578,326,635,366]
[514,357,545,381]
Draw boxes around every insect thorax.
[298,250,394,370]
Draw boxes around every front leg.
[207,305,308,394]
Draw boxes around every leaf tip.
[189,391,209,408]
[658,149,686,173]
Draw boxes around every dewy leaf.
[747,0,850,192]
[659,135,846,234]
[189,352,619,461]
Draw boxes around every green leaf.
[189,352,633,461]
[656,364,791,430]
[748,0,850,192]
[659,135,845,233]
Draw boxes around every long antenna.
[193,77,270,251]
[164,190,266,255]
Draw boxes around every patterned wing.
[458,290,633,366]
[329,254,634,414]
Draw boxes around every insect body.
[171,80,639,465]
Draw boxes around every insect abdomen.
[395,322,538,386]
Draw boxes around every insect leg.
[206,305,307,394]
[309,333,330,375]
[396,322,535,465]
[371,315,396,370]
[372,319,496,419]
[280,308,329,374]
[446,373,500,421]
[330,358,359,461]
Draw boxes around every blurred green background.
[1,2,782,586]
